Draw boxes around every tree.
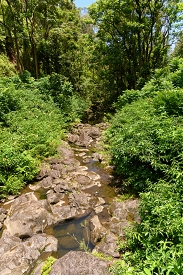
[89,0,182,100]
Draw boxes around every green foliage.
[41,257,56,275]
[36,73,89,122]
[0,54,16,77]
[111,182,183,274]
[153,89,183,116]
[0,85,20,124]
[0,76,67,196]
[107,58,183,274]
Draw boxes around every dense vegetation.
[0,71,87,197]
[1,0,183,273]
[106,58,183,274]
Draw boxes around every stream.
[0,123,140,275]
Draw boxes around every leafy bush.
[110,181,183,274]
[107,59,183,274]
[107,86,183,192]
[0,54,16,77]
[0,86,20,123]
[153,89,183,116]
[36,73,89,122]
[0,77,66,196]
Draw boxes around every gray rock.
[109,199,140,222]
[40,176,53,189]
[68,134,79,144]
[4,193,53,238]
[49,251,110,275]
[92,232,120,258]
[68,191,91,209]
[47,190,65,204]
[90,215,108,243]
[88,127,100,138]
[0,231,57,275]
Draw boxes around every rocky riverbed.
[0,123,140,275]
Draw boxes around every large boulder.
[0,231,57,275]
[108,199,140,236]
[92,232,120,258]
[49,251,110,275]
[4,193,53,238]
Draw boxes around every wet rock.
[90,215,108,243]
[68,134,79,144]
[58,235,79,250]
[88,127,100,138]
[0,208,7,229]
[109,199,140,222]
[40,176,53,189]
[51,205,77,223]
[68,191,91,209]
[92,153,103,162]
[49,251,110,275]
[0,230,57,275]
[93,232,120,258]
[54,182,72,193]
[47,190,65,204]
[4,193,53,238]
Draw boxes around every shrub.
[0,78,66,196]
[0,54,16,77]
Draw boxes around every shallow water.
[50,145,117,257]
[53,212,95,257]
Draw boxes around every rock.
[0,207,7,224]
[59,145,75,160]
[0,231,57,275]
[50,163,63,171]
[36,167,49,180]
[58,235,79,250]
[107,199,140,236]
[32,262,44,275]
[40,176,53,189]
[90,215,108,243]
[49,251,110,275]
[48,169,61,179]
[87,171,101,181]
[109,199,140,222]
[92,232,120,258]
[54,182,72,193]
[47,190,65,204]
[88,127,100,138]
[77,130,92,147]
[4,193,53,238]
[68,134,79,144]
[74,174,90,185]
[51,205,77,223]
[68,191,91,209]
[92,153,103,162]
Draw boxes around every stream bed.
[0,123,140,275]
